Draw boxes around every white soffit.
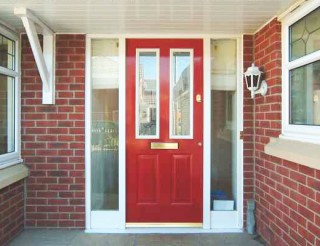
[0,0,298,34]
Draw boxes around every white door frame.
[85,36,126,229]
[85,35,243,232]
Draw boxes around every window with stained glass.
[282,3,320,142]
[289,7,320,126]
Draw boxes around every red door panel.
[126,39,203,223]
[136,155,159,204]
[171,155,192,204]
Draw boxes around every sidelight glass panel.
[136,50,159,138]
[170,50,193,138]
[290,7,320,61]
[211,39,237,91]
[0,74,15,155]
[290,60,320,125]
[91,39,119,210]
[210,39,237,211]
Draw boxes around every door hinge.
[240,131,244,140]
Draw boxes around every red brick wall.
[245,18,320,245]
[243,34,254,227]
[0,180,25,245]
[21,34,85,228]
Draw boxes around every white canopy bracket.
[14,8,55,104]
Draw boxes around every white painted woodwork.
[281,0,320,144]
[0,0,298,34]
[203,37,211,229]
[0,25,22,169]
[85,34,244,231]
[86,36,127,230]
[14,8,55,104]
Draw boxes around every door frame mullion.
[203,37,211,229]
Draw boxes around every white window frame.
[0,25,22,169]
[281,1,320,144]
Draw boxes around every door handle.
[197,142,202,147]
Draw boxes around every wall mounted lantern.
[244,63,268,99]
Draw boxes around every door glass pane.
[0,74,15,154]
[210,39,237,211]
[290,7,320,61]
[91,39,119,210]
[170,50,193,138]
[136,50,159,138]
[290,60,320,125]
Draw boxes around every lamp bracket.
[252,80,268,98]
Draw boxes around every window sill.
[0,164,29,190]
[265,137,320,170]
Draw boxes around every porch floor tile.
[9,229,264,246]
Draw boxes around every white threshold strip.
[85,228,243,234]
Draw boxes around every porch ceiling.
[0,0,298,35]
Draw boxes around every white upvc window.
[0,25,21,169]
[281,1,320,144]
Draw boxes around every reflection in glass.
[290,7,320,61]
[136,51,159,137]
[210,91,236,211]
[211,39,237,91]
[91,39,119,210]
[171,51,192,137]
[0,74,14,155]
[0,34,15,70]
[290,60,320,125]
[210,39,237,211]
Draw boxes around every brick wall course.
[21,34,85,228]
[0,181,24,245]
[245,18,320,246]
[243,34,254,227]
[17,26,320,241]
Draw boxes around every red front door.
[126,39,203,224]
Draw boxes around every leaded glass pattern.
[290,7,320,61]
